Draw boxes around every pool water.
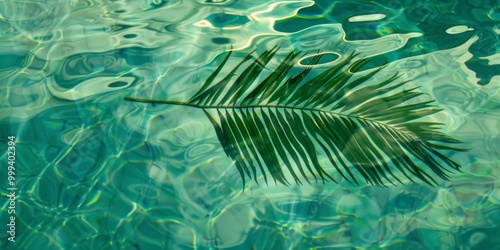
[0,0,499,249]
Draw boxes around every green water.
[0,0,499,249]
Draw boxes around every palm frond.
[125,46,464,188]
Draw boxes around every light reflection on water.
[0,0,499,249]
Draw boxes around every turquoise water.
[0,0,499,249]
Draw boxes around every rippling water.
[0,0,499,249]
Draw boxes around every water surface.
[0,0,499,249]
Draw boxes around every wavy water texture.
[0,0,499,249]
[275,0,500,86]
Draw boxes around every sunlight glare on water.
[0,0,499,249]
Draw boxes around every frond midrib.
[124,97,422,143]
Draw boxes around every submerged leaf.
[125,46,464,188]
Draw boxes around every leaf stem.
[125,96,337,113]
[124,97,201,108]
[124,96,422,141]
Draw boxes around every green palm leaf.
[125,46,464,188]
